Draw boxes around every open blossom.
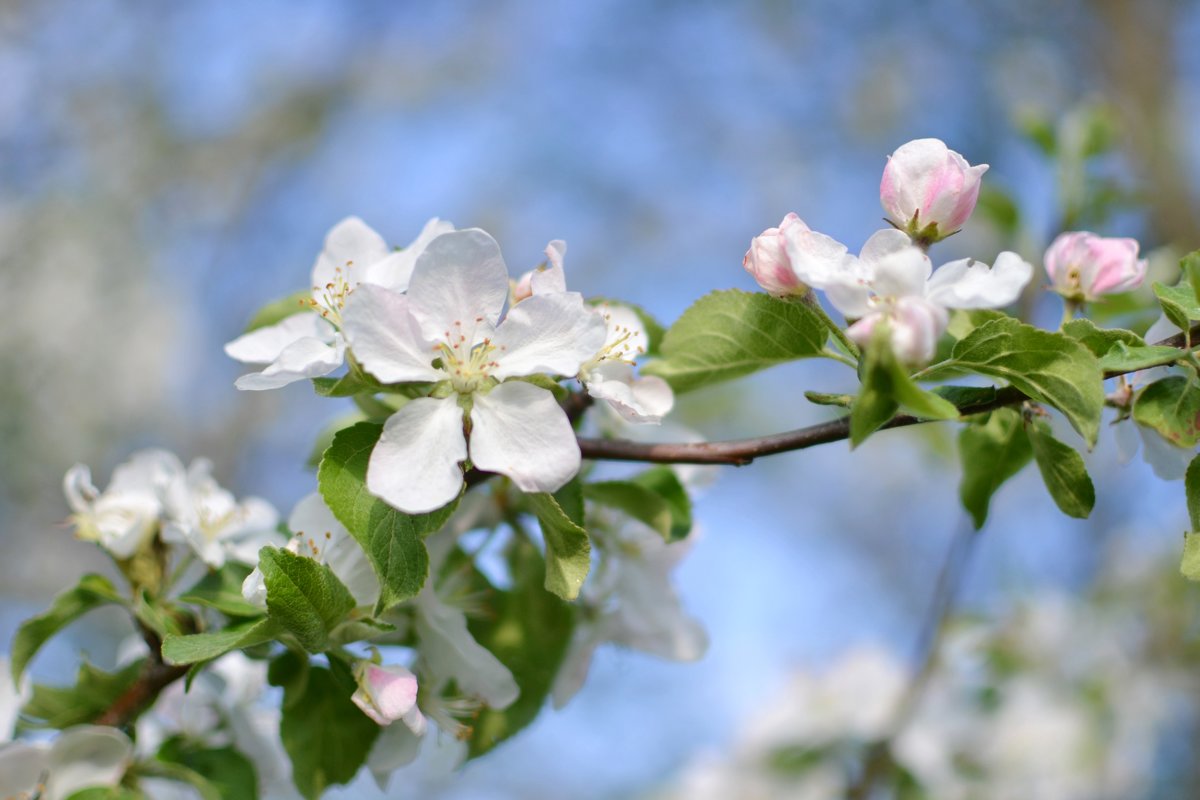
[1044,231,1148,302]
[880,138,988,242]
[342,229,606,513]
[352,661,428,732]
[162,458,279,568]
[63,449,184,559]
[744,213,846,297]
[225,216,453,391]
[0,726,132,800]
[517,240,674,423]
[827,229,1032,365]
[243,493,380,609]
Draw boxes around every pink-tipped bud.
[743,213,812,297]
[880,138,988,244]
[351,662,427,733]
[1044,231,1148,302]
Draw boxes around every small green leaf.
[244,291,311,332]
[1184,250,1200,306]
[643,290,827,392]
[1187,455,1200,531]
[319,422,458,610]
[584,481,674,541]
[1098,343,1181,374]
[270,659,380,800]
[179,563,263,618]
[22,660,144,729]
[1133,376,1200,448]
[156,736,258,800]
[850,326,958,446]
[804,391,853,408]
[311,371,384,398]
[931,385,998,408]
[957,408,1034,529]
[629,467,693,542]
[11,574,124,682]
[162,618,280,666]
[1061,318,1145,357]
[940,318,1104,445]
[467,538,575,758]
[527,492,591,601]
[64,789,145,800]
[1027,420,1096,519]
[1181,534,1200,581]
[259,547,356,653]
[1154,282,1200,334]
[133,591,185,638]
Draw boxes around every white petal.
[598,303,649,354]
[469,382,581,493]
[0,657,27,741]
[586,363,674,423]
[342,284,443,384]
[46,726,132,799]
[368,397,467,514]
[1139,425,1193,481]
[860,229,931,299]
[783,227,856,288]
[311,217,391,292]
[288,493,380,607]
[363,217,456,291]
[233,334,345,391]
[0,742,49,798]
[63,464,98,515]
[925,251,1032,309]
[532,240,569,294]
[1113,418,1139,465]
[415,586,519,709]
[224,313,334,365]
[550,633,601,710]
[406,229,510,345]
[491,293,607,379]
[367,720,425,791]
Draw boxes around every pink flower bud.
[351,662,427,733]
[743,213,813,297]
[846,296,949,367]
[880,139,988,243]
[1043,231,1148,301]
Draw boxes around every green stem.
[800,292,861,361]
[821,348,858,368]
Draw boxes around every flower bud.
[880,138,987,243]
[846,296,949,367]
[743,213,812,297]
[351,661,427,732]
[1044,231,1148,302]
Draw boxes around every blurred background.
[3,0,1200,797]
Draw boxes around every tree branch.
[578,323,1200,466]
[94,622,190,728]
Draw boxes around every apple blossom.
[0,726,132,800]
[161,457,280,568]
[1044,230,1148,302]
[880,138,988,243]
[225,216,454,391]
[352,661,428,733]
[341,228,606,513]
[63,449,185,559]
[826,229,1032,365]
[242,492,380,609]
[743,212,831,297]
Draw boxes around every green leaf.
[64,789,145,800]
[629,467,694,542]
[1187,455,1200,531]
[133,591,185,638]
[850,326,958,446]
[1184,250,1200,306]
[584,481,674,541]
[527,492,591,601]
[931,385,998,408]
[319,422,458,610]
[1027,420,1095,519]
[311,371,385,398]
[179,562,263,618]
[259,547,356,653]
[939,318,1104,445]
[271,659,380,800]
[23,660,143,729]
[1133,376,1200,448]
[162,618,280,666]
[157,736,259,800]
[467,538,575,758]
[1061,318,1143,355]
[1098,343,1181,374]
[957,408,1035,529]
[643,290,827,392]
[244,291,311,332]
[1181,533,1200,582]
[11,574,124,682]
[804,391,854,408]
[1154,282,1200,334]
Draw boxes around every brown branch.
[94,622,189,728]
[578,323,1200,466]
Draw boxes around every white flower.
[352,661,428,732]
[225,216,453,391]
[63,449,185,559]
[0,726,132,800]
[342,229,606,513]
[0,657,28,743]
[552,517,706,708]
[161,458,280,568]
[518,240,674,423]
[824,229,1032,365]
[242,493,380,609]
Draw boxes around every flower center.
[436,320,501,394]
[309,262,359,326]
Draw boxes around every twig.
[94,622,190,728]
